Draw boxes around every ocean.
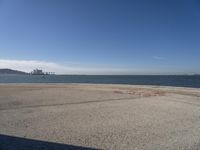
[0,74,200,88]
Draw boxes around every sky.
[0,0,200,75]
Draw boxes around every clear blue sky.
[0,0,200,74]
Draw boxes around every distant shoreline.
[0,74,199,76]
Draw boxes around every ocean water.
[0,74,200,88]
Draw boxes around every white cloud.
[2,59,185,75]
[0,59,68,74]
[0,59,147,75]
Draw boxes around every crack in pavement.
[0,96,139,111]
[2,94,199,112]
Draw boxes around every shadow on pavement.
[0,134,98,150]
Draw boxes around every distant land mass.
[0,69,28,75]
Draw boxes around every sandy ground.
[0,84,200,150]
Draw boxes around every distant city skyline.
[0,0,200,75]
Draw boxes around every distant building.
[30,69,55,75]
[31,69,45,75]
